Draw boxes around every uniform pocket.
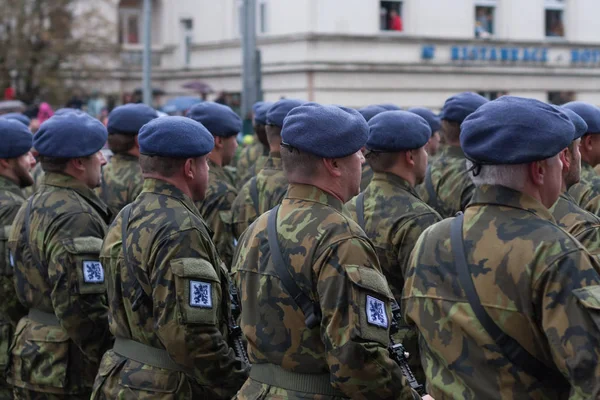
[62,237,105,295]
[573,285,600,330]
[118,359,180,395]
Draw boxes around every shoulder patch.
[189,280,212,308]
[366,295,388,328]
[83,261,105,283]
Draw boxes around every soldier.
[346,111,442,384]
[231,99,303,239]
[187,102,240,268]
[236,101,272,188]
[233,103,425,400]
[97,103,158,219]
[0,120,35,399]
[550,108,600,256]
[358,105,388,191]
[91,117,249,399]
[8,111,112,399]
[416,92,488,217]
[403,96,600,398]
[407,107,442,157]
[0,113,31,128]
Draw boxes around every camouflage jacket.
[195,160,238,269]
[416,145,474,218]
[97,153,143,220]
[92,178,248,399]
[8,172,112,395]
[551,192,600,256]
[580,161,597,182]
[21,162,44,199]
[236,142,269,189]
[403,184,600,399]
[567,174,600,216]
[231,153,287,239]
[233,183,420,400]
[360,163,374,192]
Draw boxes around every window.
[180,18,193,67]
[380,1,403,32]
[236,0,268,36]
[475,5,495,38]
[259,1,268,34]
[119,8,142,45]
[548,91,574,105]
[545,0,565,38]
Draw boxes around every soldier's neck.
[142,173,193,199]
[208,152,223,167]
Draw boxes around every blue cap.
[561,108,588,141]
[0,119,33,158]
[407,107,441,133]
[367,111,431,152]
[378,104,402,111]
[1,113,30,127]
[461,96,573,165]
[358,105,388,122]
[54,108,85,116]
[562,101,600,133]
[139,116,214,158]
[187,102,241,137]
[107,104,158,135]
[252,101,265,114]
[441,92,489,123]
[254,102,273,125]
[282,103,368,158]
[34,113,108,158]
[267,99,304,127]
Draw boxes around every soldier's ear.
[322,158,342,178]
[559,148,571,171]
[0,159,10,169]
[183,158,195,180]
[405,150,415,167]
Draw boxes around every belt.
[250,363,344,397]
[113,337,186,373]
[28,309,60,326]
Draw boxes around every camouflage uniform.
[91,178,249,399]
[403,184,600,399]
[360,163,373,192]
[231,152,287,239]
[21,163,44,199]
[568,174,600,216]
[416,145,474,218]
[233,183,421,400]
[96,153,143,220]
[580,160,597,182]
[8,172,112,398]
[0,177,28,399]
[236,142,269,189]
[195,160,238,269]
[551,192,600,256]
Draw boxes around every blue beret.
[561,108,588,140]
[252,101,265,114]
[139,116,214,158]
[562,101,600,133]
[378,104,402,111]
[408,107,441,133]
[0,119,33,158]
[266,99,304,127]
[34,113,108,158]
[54,108,84,116]
[1,113,30,127]
[107,104,158,135]
[187,102,241,137]
[461,96,573,165]
[367,111,431,152]
[358,105,387,122]
[441,92,489,123]
[254,102,273,125]
[282,103,368,158]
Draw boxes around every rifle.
[229,282,250,365]
[389,300,425,396]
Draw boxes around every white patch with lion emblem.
[366,295,388,328]
[189,281,212,308]
[83,261,104,283]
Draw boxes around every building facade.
[107,0,600,109]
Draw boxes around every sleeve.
[204,184,238,269]
[395,213,442,281]
[231,185,256,241]
[316,237,420,400]
[152,228,249,399]
[46,212,111,365]
[533,249,600,398]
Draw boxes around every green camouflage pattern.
[346,172,441,383]
[416,146,474,218]
[96,153,143,221]
[0,177,28,398]
[551,192,600,256]
[231,153,288,239]
[91,178,249,399]
[233,183,421,400]
[360,163,373,192]
[580,160,598,182]
[403,184,600,399]
[567,166,600,216]
[21,163,44,199]
[13,386,91,399]
[235,142,269,189]
[195,160,238,269]
[7,172,112,395]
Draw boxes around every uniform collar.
[141,178,200,217]
[286,183,344,212]
[440,145,466,159]
[371,171,417,196]
[208,159,227,179]
[468,184,555,223]
[0,175,25,198]
[560,191,578,204]
[43,172,110,216]
[264,154,283,170]
[111,153,138,162]
[582,161,594,173]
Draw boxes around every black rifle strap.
[121,205,148,311]
[250,176,259,216]
[267,205,321,329]
[355,193,365,230]
[25,197,44,270]
[450,213,564,383]
[424,165,440,212]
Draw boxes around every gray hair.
[466,160,527,191]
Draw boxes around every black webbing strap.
[424,165,440,212]
[121,205,148,312]
[267,206,321,329]
[450,213,565,383]
[25,197,44,271]
[250,176,259,216]
[356,193,365,230]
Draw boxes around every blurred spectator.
[87,90,106,118]
[3,87,14,100]
[66,94,84,109]
[37,102,54,124]
[389,9,403,31]
[475,7,493,38]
